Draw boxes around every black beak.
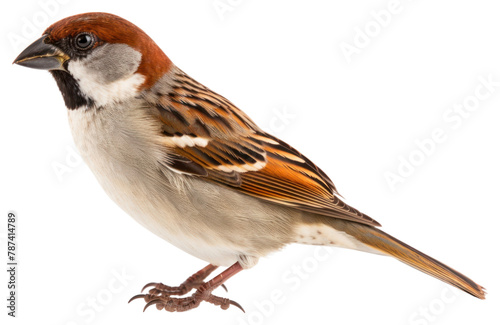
[13,35,69,70]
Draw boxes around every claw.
[141,282,158,293]
[229,299,245,313]
[128,294,146,304]
[131,263,242,313]
[143,299,163,312]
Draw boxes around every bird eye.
[74,33,94,50]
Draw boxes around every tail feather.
[337,221,486,299]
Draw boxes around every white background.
[1,0,499,324]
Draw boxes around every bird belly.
[67,105,294,268]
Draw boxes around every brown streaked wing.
[150,69,381,227]
[239,133,380,226]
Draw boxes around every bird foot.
[129,263,243,313]
[138,280,227,297]
[140,263,221,298]
[137,283,244,312]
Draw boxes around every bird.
[13,12,485,313]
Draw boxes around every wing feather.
[146,68,380,227]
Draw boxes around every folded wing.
[148,69,380,227]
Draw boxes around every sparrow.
[13,12,485,313]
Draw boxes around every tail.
[325,220,486,299]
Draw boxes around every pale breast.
[66,103,296,268]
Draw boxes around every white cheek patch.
[294,224,384,255]
[68,60,145,107]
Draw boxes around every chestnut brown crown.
[44,12,172,89]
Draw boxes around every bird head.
[13,12,172,109]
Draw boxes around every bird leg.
[139,264,220,298]
[129,262,244,312]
